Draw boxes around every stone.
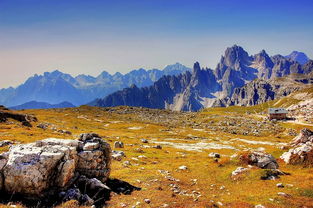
[208,152,220,158]
[114,141,124,148]
[0,133,111,198]
[178,165,188,170]
[154,145,162,149]
[141,139,148,143]
[277,192,291,198]
[240,151,279,169]
[37,123,49,130]
[255,205,265,208]
[276,183,284,188]
[144,199,151,204]
[0,140,13,147]
[231,167,248,177]
[112,150,125,161]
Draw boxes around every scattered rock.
[37,123,49,130]
[57,129,72,135]
[141,139,148,143]
[208,152,220,158]
[255,205,265,208]
[277,192,291,198]
[134,148,144,153]
[112,151,125,161]
[276,183,284,188]
[231,167,248,177]
[154,145,162,149]
[0,140,13,147]
[178,165,188,170]
[114,141,124,148]
[144,199,151,204]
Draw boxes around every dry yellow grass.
[0,104,313,208]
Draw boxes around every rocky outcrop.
[281,128,313,166]
[0,105,37,127]
[0,133,112,205]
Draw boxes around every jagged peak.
[43,70,63,77]
[192,62,201,73]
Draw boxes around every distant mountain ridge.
[10,101,75,110]
[92,45,313,111]
[0,63,191,106]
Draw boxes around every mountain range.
[10,101,75,110]
[91,45,313,111]
[0,63,190,107]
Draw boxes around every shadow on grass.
[0,178,141,208]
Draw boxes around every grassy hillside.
[0,102,313,207]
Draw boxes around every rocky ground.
[0,104,313,208]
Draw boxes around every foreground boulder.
[0,133,111,200]
[281,128,313,166]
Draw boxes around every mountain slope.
[92,45,313,111]
[10,101,75,110]
[0,63,190,107]
[213,72,313,107]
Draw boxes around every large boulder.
[0,133,111,199]
[281,128,313,166]
[290,128,313,145]
[240,151,279,169]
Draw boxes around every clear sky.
[1,0,313,88]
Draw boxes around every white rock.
[208,152,220,158]
[178,165,188,170]
[231,167,248,176]
[144,198,151,204]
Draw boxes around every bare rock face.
[0,133,111,199]
[281,128,313,166]
[240,151,279,169]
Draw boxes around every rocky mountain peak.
[286,51,310,65]
[223,45,251,67]
[254,49,273,68]
[192,62,201,73]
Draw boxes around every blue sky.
[0,0,313,87]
